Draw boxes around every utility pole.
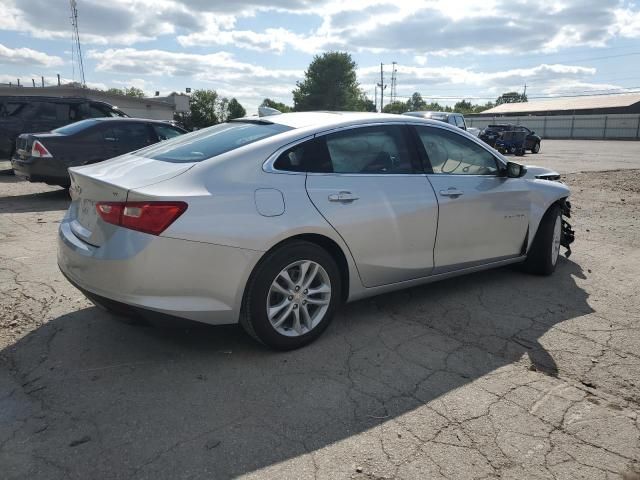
[390,62,397,103]
[69,0,86,87]
[374,85,378,112]
[377,63,387,112]
[523,83,527,98]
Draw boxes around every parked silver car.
[58,112,574,350]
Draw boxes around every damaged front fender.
[560,199,575,258]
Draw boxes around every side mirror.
[530,131,536,135]
[506,161,527,178]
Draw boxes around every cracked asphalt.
[1,140,640,479]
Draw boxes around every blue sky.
[1,0,639,113]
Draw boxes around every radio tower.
[70,0,86,87]
[390,62,398,103]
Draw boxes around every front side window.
[416,126,499,175]
[322,125,414,174]
[139,121,292,163]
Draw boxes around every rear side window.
[111,123,151,143]
[0,102,26,117]
[323,125,415,174]
[52,119,99,134]
[139,121,292,163]
[153,124,184,141]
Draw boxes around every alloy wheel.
[266,260,331,337]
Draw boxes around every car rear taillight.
[95,201,187,235]
[31,140,52,158]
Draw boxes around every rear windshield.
[138,121,292,163]
[53,119,99,134]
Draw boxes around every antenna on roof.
[258,106,282,117]
[69,0,86,87]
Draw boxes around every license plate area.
[77,198,98,234]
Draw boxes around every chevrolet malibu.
[58,112,574,350]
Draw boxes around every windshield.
[138,121,293,163]
[52,119,99,135]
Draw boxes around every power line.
[372,88,640,102]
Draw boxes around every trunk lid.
[15,132,63,159]
[68,154,194,246]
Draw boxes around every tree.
[105,86,145,98]
[261,98,293,113]
[189,89,220,128]
[453,99,474,114]
[227,98,246,119]
[358,96,377,112]
[292,52,365,111]
[473,101,494,113]
[405,92,427,111]
[496,91,528,105]
[382,101,409,114]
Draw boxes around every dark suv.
[0,96,128,160]
[479,124,541,153]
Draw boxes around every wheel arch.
[243,233,352,307]
[527,195,569,252]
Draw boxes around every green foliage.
[495,91,528,105]
[382,101,409,114]
[189,89,220,128]
[227,98,246,120]
[175,90,247,130]
[293,52,366,111]
[261,98,293,113]
[453,99,474,114]
[106,87,145,98]
[406,92,427,111]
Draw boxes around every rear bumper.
[57,212,262,325]
[11,155,70,186]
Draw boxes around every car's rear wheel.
[531,142,540,154]
[522,205,562,275]
[240,241,341,350]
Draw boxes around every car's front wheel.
[522,205,562,275]
[240,241,341,350]
[531,142,541,154]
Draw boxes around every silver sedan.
[58,112,574,350]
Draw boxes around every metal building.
[476,93,640,116]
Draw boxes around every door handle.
[439,188,464,197]
[328,191,359,203]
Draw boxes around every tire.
[522,205,562,275]
[240,241,342,350]
[531,142,540,154]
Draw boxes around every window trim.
[410,123,506,177]
[263,121,506,176]
[265,123,425,176]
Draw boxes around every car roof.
[89,117,181,126]
[237,111,419,130]
[0,96,111,105]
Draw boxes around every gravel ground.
[1,141,640,479]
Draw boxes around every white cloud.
[1,0,638,55]
[0,43,63,67]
